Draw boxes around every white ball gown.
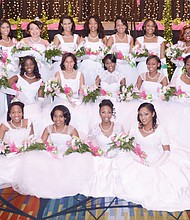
[111,34,138,85]
[0,119,32,189]
[136,36,167,77]
[52,33,79,74]
[10,124,96,199]
[174,75,190,96]
[113,124,190,211]
[78,37,104,86]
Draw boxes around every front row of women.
[1,100,190,211]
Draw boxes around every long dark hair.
[0,19,13,39]
[7,101,25,121]
[58,15,75,35]
[142,18,158,36]
[137,102,157,129]
[114,16,129,34]
[20,56,41,79]
[82,15,105,39]
[60,52,77,70]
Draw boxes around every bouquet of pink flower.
[81,85,112,103]
[133,144,147,165]
[140,90,153,100]
[112,50,136,68]
[165,43,185,66]
[64,136,103,156]
[0,140,19,155]
[131,45,152,62]
[75,46,102,61]
[45,43,62,63]
[43,77,63,97]
[0,71,10,89]
[118,85,140,102]
[158,86,187,101]
[63,85,73,97]
[107,132,135,153]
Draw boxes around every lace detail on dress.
[140,72,165,83]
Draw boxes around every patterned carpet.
[0,188,189,220]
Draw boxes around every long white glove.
[149,150,170,167]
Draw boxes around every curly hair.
[179,25,190,42]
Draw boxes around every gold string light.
[175,0,180,18]
[182,0,190,20]
[52,1,60,18]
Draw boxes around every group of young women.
[1,14,190,212]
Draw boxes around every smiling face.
[185,57,190,74]
[99,105,113,123]
[184,28,190,42]
[63,56,75,72]
[28,23,41,38]
[144,20,155,36]
[104,58,116,73]
[62,18,73,33]
[147,58,160,73]
[9,105,23,123]
[53,110,65,127]
[138,106,155,127]
[89,18,98,32]
[115,19,126,34]
[0,22,10,36]
[24,59,35,74]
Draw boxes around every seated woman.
[170,54,190,96]
[95,54,126,98]
[0,101,34,147]
[8,56,44,136]
[41,105,79,154]
[114,102,190,211]
[54,52,85,103]
[136,55,168,99]
[88,99,123,155]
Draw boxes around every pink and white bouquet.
[158,86,187,101]
[140,90,153,100]
[133,144,147,165]
[64,136,103,156]
[118,85,140,102]
[43,77,63,97]
[45,43,62,63]
[81,85,112,103]
[0,140,19,155]
[75,46,102,61]
[131,45,152,62]
[0,71,10,89]
[165,43,185,67]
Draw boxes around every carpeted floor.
[0,188,189,220]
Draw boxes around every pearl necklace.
[63,70,75,77]
[148,72,158,80]
[24,72,35,79]
[89,34,98,40]
[10,119,23,129]
[142,126,153,134]
[2,37,11,44]
[144,34,155,40]
[54,125,66,133]
[99,122,113,133]
[116,33,126,42]
[30,37,41,44]
[186,73,190,80]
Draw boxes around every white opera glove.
[149,150,170,167]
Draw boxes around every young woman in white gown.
[113,102,190,211]
[0,19,19,117]
[52,15,81,73]
[8,56,44,136]
[170,25,190,83]
[0,101,34,189]
[88,99,123,155]
[135,19,167,78]
[78,15,107,86]
[95,54,125,99]
[107,16,138,85]
[41,105,79,154]
[20,21,52,82]
[136,55,168,99]
[171,55,190,96]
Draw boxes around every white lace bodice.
[3,120,32,148]
[55,34,78,52]
[136,36,165,57]
[88,122,123,152]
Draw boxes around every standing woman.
[135,19,167,78]
[170,25,190,83]
[107,16,138,85]
[19,20,52,82]
[52,15,81,73]
[78,15,107,86]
